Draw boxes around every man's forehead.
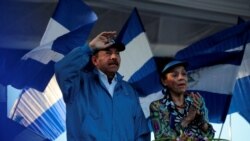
[99,47,119,52]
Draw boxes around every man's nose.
[110,53,119,59]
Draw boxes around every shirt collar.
[97,69,118,83]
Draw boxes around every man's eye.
[105,51,112,55]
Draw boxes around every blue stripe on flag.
[176,21,250,60]
[184,51,244,71]
[128,58,161,95]
[27,99,65,140]
[52,0,97,31]
[52,23,94,55]
[0,48,29,85]
[27,61,55,91]
[117,8,145,45]
[231,76,250,114]
[3,59,54,91]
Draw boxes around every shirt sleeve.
[54,45,92,103]
[134,92,151,141]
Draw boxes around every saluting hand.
[89,31,117,50]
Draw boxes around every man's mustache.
[108,61,119,66]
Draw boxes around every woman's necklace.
[175,102,185,109]
[175,102,186,114]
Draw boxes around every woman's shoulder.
[150,97,166,109]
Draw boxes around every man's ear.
[91,55,97,66]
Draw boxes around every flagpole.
[229,114,232,141]
[218,121,225,139]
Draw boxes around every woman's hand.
[180,105,197,128]
[181,92,203,128]
[190,92,203,110]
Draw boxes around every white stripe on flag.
[237,43,250,79]
[119,32,153,80]
[188,64,239,94]
[21,42,64,64]
[40,18,69,46]
[21,18,70,64]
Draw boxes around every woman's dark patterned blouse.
[150,92,215,141]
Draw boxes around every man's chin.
[110,68,118,73]
[108,65,119,70]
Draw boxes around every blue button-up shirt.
[97,69,117,97]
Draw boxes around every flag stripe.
[129,59,161,95]
[185,48,244,70]
[188,64,239,94]
[236,43,250,79]
[40,18,69,46]
[192,90,232,123]
[176,21,250,59]
[27,99,65,140]
[6,59,54,90]
[52,0,97,31]
[52,23,94,55]
[117,10,145,44]
[22,42,64,64]
[119,33,154,80]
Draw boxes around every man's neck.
[98,69,115,84]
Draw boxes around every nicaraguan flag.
[229,21,250,124]
[117,8,162,117]
[175,21,249,123]
[1,0,97,92]
[7,0,97,140]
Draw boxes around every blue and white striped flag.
[7,0,97,140]
[175,21,249,123]
[117,8,162,117]
[2,0,97,92]
[229,21,250,123]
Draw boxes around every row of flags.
[1,0,97,140]
[0,0,250,140]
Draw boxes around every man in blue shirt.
[55,31,150,141]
